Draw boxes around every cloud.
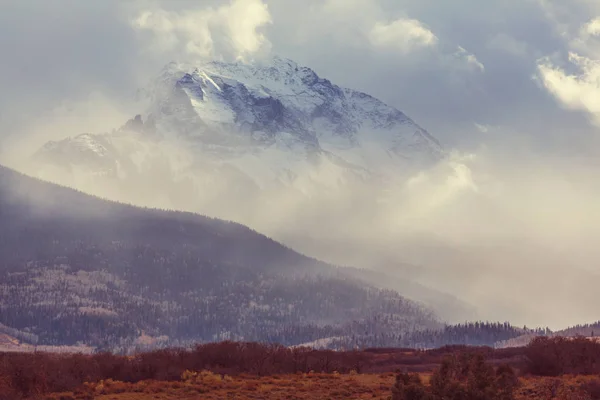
[0,0,596,152]
[474,123,490,133]
[1,0,545,152]
[0,92,136,167]
[368,18,484,73]
[131,0,272,62]
[583,17,600,37]
[268,0,576,150]
[369,18,438,53]
[453,46,485,72]
[537,53,600,122]
[0,0,273,152]
[536,13,600,124]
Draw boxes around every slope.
[0,165,439,350]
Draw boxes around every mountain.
[21,56,474,326]
[0,165,440,351]
[496,322,600,349]
[32,56,443,197]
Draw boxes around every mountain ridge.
[32,56,444,194]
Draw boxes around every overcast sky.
[1,0,600,155]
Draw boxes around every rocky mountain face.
[33,56,443,197]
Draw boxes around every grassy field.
[41,371,600,400]
[46,372,398,400]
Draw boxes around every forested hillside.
[0,166,439,350]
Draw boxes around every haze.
[2,0,600,330]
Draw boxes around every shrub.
[525,336,600,376]
[392,372,429,400]
[582,378,600,400]
[402,352,518,400]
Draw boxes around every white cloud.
[538,53,600,122]
[132,9,212,57]
[537,14,600,123]
[583,17,600,37]
[369,18,438,53]
[278,0,482,74]
[131,0,272,62]
[454,46,485,72]
[222,0,273,57]
[402,153,479,221]
[0,91,136,168]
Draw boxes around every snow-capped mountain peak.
[33,56,444,196]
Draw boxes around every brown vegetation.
[2,337,600,399]
[525,336,600,376]
[44,372,398,400]
[392,352,519,400]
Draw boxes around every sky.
[2,0,600,328]
[1,0,600,152]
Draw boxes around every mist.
[2,0,600,331]
[4,111,600,330]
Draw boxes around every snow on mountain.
[33,56,444,195]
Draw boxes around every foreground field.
[46,372,399,400]
[5,337,600,399]
[42,372,600,400]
